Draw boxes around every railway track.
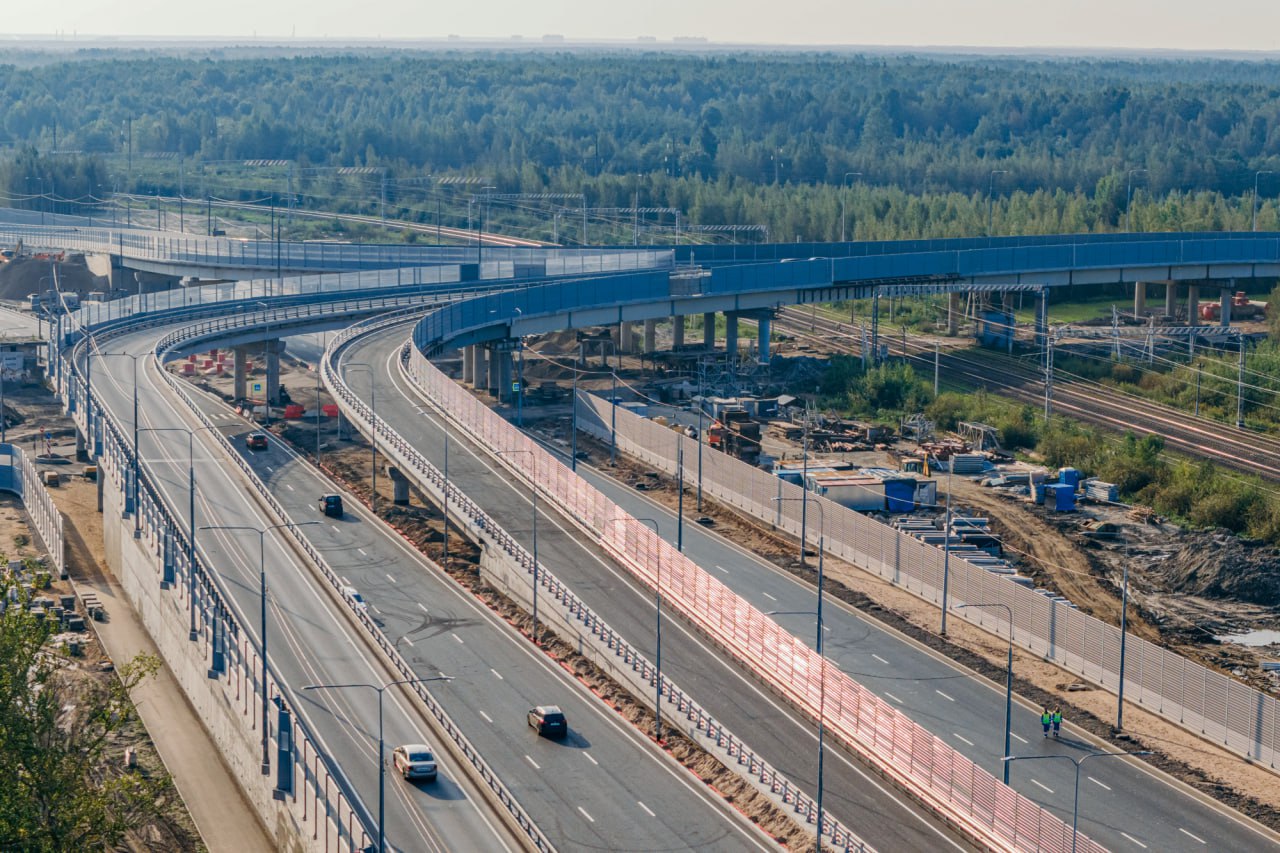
[775,306,1280,480]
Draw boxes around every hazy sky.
[5,0,1280,51]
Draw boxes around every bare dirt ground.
[548,423,1280,830]
[270,417,821,851]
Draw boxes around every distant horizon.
[4,0,1279,53]
[0,34,1278,61]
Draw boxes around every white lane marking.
[265,466,273,472]
[451,633,463,644]
[935,689,955,702]
[478,711,493,724]
[1178,828,1206,845]
[416,602,428,613]
[331,524,340,533]
[402,637,414,647]
[285,483,294,491]
[763,592,777,601]
[577,806,595,823]
[1088,776,1111,791]
[370,605,381,615]
[714,565,729,574]
[871,653,888,664]
[1011,732,1028,744]
[386,573,397,583]
[1121,832,1148,848]
[490,668,504,680]
[638,801,655,817]
[584,752,598,765]
[822,624,831,632]
[357,547,367,556]
[953,733,974,746]
[884,692,903,704]
[525,755,540,770]
[1031,779,1054,794]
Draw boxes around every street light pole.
[1117,553,1130,731]
[348,363,379,514]
[956,602,1014,783]
[1254,170,1275,232]
[201,521,318,775]
[304,675,452,853]
[940,459,954,634]
[610,516,662,739]
[1003,751,1150,853]
[98,351,142,537]
[496,449,540,642]
[770,497,826,848]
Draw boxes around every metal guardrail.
[320,310,874,852]
[583,394,1280,775]
[0,442,65,577]
[59,320,375,852]
[149,304,556,853]
[403,334,1099,853]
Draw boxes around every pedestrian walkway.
[74,571,273,852]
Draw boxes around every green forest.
[2,50,1280,241]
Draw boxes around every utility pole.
[934,340,940,396]
[1044,335,1054,421]
[1237,335,1246,429]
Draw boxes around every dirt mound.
[0,255,105,301]
[1159,529,1280,605]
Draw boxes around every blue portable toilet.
[1033,483,1046,504]
[1058,467,1081,490]
[1051,484,1077,512]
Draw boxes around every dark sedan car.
[527,705,567,738]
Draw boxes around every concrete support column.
[703,312,716,347]
[233,346,248,400]
[672,317,685,349]
[725,313,740,361]
[1220,288,1233,327]
[1165,282,1177,316]
[497,348,513,401]
[486,345,500,396]
[618,321,635,354]
[462,345,474,384]
[758,316,772,362]
[472,345,487,389]
[1186,284,1200,325]
[643,319,657,354]
[947,292,960,336]
[264,340,281,406]
[1002,291,1015,311]
[1035,288,1049,349]
[1134,282,1147,315]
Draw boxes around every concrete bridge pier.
[643,319,657,354]
[1035,288,1049,350]
[1186,284,1200,325]
[263,340,284,406]
[461,345,474,385]
[703,312,716,348]
[724,313,740,361]
[672,317,685,349]
[1220,288,1233,327]
[1134,282,1147,316]
[757,315,772,362]
[1164,282,1177,317]
[617,321,635,354]
[497,347,514,402]
[485,344,501,397]
[233,347,249,400]
[472,345,487,390]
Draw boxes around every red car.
[245,432,269,450]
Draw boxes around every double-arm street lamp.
[346,362,379,514]
[304,675,453,853]
[609,516,663,739]
[955,602,1014,783]
[495,449,541,643]
[771,496,827,847]
[137,424,218,640]
[1003,750,1150,853]
[95,350,144,537]
[200,520,319,774]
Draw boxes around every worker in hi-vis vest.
[1052,708,1063,738]
[1041,707,1052,738]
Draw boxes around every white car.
[341,585,367,611]
[392,744,437,780]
